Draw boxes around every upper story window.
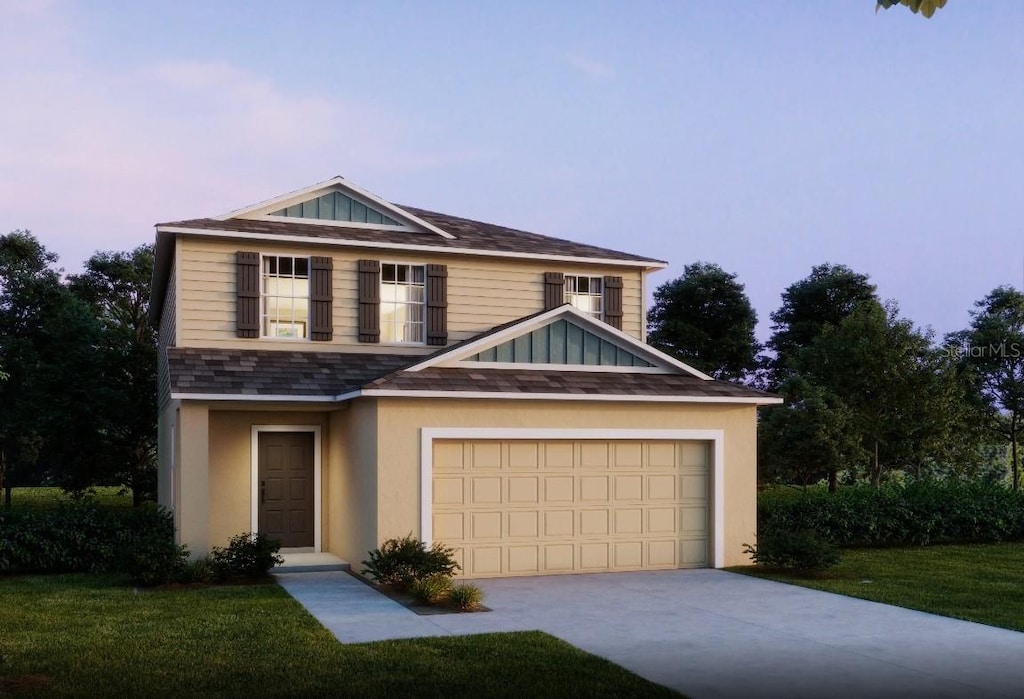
[381,263,425,343]
[262,255,309,339]
[564,275,603,319]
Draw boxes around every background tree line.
[0,231,156,507]
[648,261,1024,491]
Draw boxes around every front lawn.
[5,486,132,510]
[0,574,680,698]
[733,542,1024,633]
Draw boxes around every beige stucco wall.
[174,236,647,351]
[201,409,331,552]
[372,398,759,568]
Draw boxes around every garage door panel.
[433,438,710,578]
[544,476,574,502]
[472,477,502,504]
[507,477,539,503]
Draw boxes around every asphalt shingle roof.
[159,206,664,264]
[167,348,776,402]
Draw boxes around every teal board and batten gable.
[270,191,403,226]
[467,319,655,367]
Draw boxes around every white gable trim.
[360,390,782,405]
[420,428,727,568]
[213,176,456,240]
[403,304,713,379]
[155,225,665,270]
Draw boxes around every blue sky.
[2,1,1022,341]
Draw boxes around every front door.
[258,431,314,548]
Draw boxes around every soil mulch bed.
[0,674,54,695]
[349,572,490,615]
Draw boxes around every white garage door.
[431,439,710,578]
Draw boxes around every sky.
[2,0,1023,342]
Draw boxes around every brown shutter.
[543,271,564,310]
[425,264,448,346]
[603,276,623,330]
[357,259,381,343]
[309,256,333,341]
[236,251,260,338]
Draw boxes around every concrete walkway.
[276,569,1024,699]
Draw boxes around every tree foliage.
[0,232,158,506]
[765,263,878,390]
[877,0,947,19]
[69,245,158,504]
[647,262,759,382]
[948,286,1024,490]
[762,294,987,488]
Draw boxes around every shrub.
[210,533,283,581]
[362,535,460,588]
[184,557,215,584]
[758,481,1024,548]
[408,575,454,605]
[0,502,183,580]
[447,583,484,611]
[743,529,842,571]
[126,534,189,587]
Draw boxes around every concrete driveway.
[277,569,1024,699]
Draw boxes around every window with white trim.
[564,275,603,319]
[381,263,425,343]
[262,255,309,339]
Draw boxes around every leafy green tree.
[948,287,1024,490]
[0,231,64,506]
[877,0,947,18]
[647,262,759,382]
[765,263,877,390]
[759,378,866,492]
[762,299,984,488]
[69,245,158,505]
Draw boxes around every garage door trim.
[420,428,725,568]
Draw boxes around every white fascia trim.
[404,304,711,379]
[420,428,727,568]
[251,425,322,552]
[154,226,665,270]
[361,389,782,405]
[171,392,335,402]
[453,361,670,374]
[213,176,455,239]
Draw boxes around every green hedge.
[0,502,178,575]
[759,481,1024,547]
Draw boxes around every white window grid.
[381,263,426,344]
[261,255,310,339]
[564,275,603,319]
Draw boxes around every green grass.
[6,486,132,510]
[732,542,1024,632]
[0,574,681,698]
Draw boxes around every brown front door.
[258,431,314,548]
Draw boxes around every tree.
[69,245,158,505]
[764,263,877,390]
[0,231,64,506]
[877,0,947,18]
[762,299,984,488]
[647,262,759,382]
[759,378,866,491]
[948,287,1024,490]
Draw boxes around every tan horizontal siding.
[176,236,647,349]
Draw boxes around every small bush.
[210,533,283,581]
[184,557,215,584]
[362,535,460,588]
[744,529,842,572]
[447,583,484,611]
[408,575,454,605]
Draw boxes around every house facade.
[151,177,779,577]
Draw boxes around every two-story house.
[150,176,779,578]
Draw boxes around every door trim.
[420,428,724,568]
[251,425,322,552]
